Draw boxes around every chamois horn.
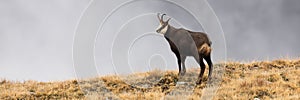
[161,14,166,21]
[157,13,161,21]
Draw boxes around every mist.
[0,0,90,81]
[209,0,300,61]
[0,0,299,81]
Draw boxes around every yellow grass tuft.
[0,59,299,99]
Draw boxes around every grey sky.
[209,0,300,61]
[0,0,299,81]
[0,0,90,81]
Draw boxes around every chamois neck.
[164,25,175,36]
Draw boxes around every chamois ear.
[166,18,171,23]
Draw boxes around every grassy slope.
[0,59,299,99]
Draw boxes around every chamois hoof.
[196,80,202,85]
[178,71,186,76]
[177,72,181,76]
[180,71,186,76]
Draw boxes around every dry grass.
[1,59,299,99]
[0,80,84,99]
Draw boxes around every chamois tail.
[198,43,211,56]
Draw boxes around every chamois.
[156,13,213,84]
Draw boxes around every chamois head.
[156,13,171,34]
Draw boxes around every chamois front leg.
[180,55,187,76]
[174,51,182,76]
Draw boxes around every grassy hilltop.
[0,59,299,99]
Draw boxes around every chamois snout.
[156,28,160,33]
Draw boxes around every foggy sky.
[209,0,300,61]
[0,0,90,81]
[0,0,299,81]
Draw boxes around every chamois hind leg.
[194,55,205,84]
[204,53,213,83]
[180,55,187,76]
